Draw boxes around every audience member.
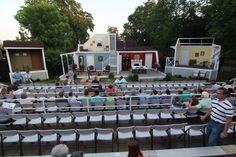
[224,80,233,90]
[201,88,234,146]
[128,139,143,157]
[211,80,221,93]
[188,91,211,113]
[114,76,127,84]
[51,144,69,157]
[11,70,23,86]
[106,84,115,96]
[227,88,236,105]
[67,91,78,104]
[25,70,33,84]
[172,97,184,109]
[12,85,24,97]
[67,68,74,85]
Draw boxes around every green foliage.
[127,74,139,82]
[45,49,64,77]
[164,73,172,81]
[15,3,74,50]
[108,72,115,79]
[123,0,209,53]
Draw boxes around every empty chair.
[88,111,103,125]
[27,114,42,128]
[69,102,82,112]
[104,101,116,110]
[116,126,134,151]
[45,101,57,112]
[19,130,40,155]
[134,125,152,149]
[172,109,187,120]
[56,101,69,112]
[95,128,114,152]
[11,114,27,126]
[117,110,131,124]
[185,124,207,147]
[0,130,21,156]
[227,122,236,144]
[116,99,128,110]
[77,128,96,152]
[152,124,170,148]
[132,110,146,124]
[57,129,78,148]
[146,109,160,124]
[34,102,45,113]
[38,129,57,143]
[169,123,187,148]
[57,113,72,126]
[159,109,173,122]
[13,103,22,113]
[73,112,88,126]
[103,110,117,125]
[42,113,58,128]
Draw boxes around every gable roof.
[3,40,44,48]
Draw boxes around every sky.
[0,0,147,42]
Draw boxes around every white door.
[179,50,189,65]
[86,55,94,67]
[145,53,153,69]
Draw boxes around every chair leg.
[1,141,4,156]
[20,141,23,156]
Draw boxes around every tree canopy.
[16,0,94,50]
[122,0,236,58]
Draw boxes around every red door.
[31,52,44,70]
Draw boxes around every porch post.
[5,49,14,84]
[60,55,65,75]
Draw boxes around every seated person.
[90,90,105,104]
[114,76,127,84]
[187,91,211,114]
[172,97,184,109]
[106,84,115,96]
[67,91,79,104]
[137,88,149,101]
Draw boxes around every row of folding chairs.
[2,122,235,156]
[19,81,206,91]
[7,98,174,114]
[1,109,190,130]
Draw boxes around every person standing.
[201,87,234,146]
[25,70,33,84]
[67,68,74,84]
[11,70,23,86]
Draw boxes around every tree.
[24,0,94,47]
[15,3,74,50]
[107,26,118,34]
[202,0,236,58]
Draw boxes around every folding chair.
[0,130,20,156]
[95,128,114,152]
[116,126,134,151]
[77,128,96,152]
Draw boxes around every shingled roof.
[3,40,44,48]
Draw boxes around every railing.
[166,57,174,67]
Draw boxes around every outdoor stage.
[76,70,166,81]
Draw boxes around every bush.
[127,74,139,82]
[132,74,139,82]
[108,72,114,79]
[164,73,172,81]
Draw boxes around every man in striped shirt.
[201,87,234,146]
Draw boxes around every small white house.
[165,37,221,80]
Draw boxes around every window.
[200,51,205,56]
[15,53,20,56]
[97,39,102,47]
[22,53,27,56]
[195,53,199,57]
[134,54,140,60]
